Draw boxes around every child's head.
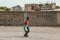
[26,17,29,20]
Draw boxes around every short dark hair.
[27,17,29,20]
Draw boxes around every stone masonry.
[27,11,57,26]
[0,11,24,26]
[0,11,58,26]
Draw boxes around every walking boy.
[24,17,30,37]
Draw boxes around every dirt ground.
[0,26,60,40]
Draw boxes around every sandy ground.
[0,26,60,40]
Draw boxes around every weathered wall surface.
[0,11,24,26]
[0,11,58,26]
[57,11,60,25]
[27,11,57,26]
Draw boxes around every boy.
[24,17,30,37]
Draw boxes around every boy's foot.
[24,34,28,37]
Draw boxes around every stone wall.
[0,11,58,26]
[57,11,60,25]
[27,11,57,26]
[0,11,24,26]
